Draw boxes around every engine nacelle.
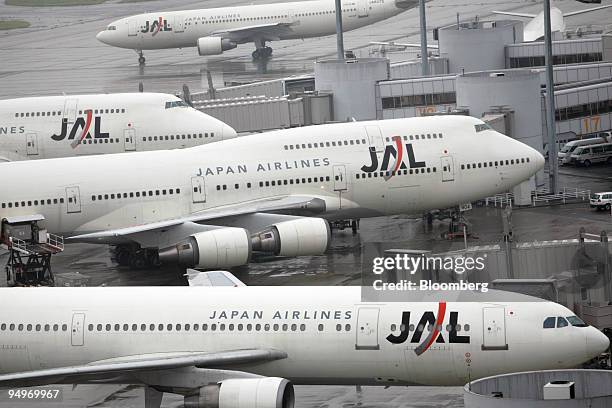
[251,218,330,257]
[197,36,237,56]
[184,378,295,408]
[158,228,251,269]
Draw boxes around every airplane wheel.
[138,56,146,65]
[264,46,273,57]
[252,49,262,59]
[116,249,131,267]
[129,252,147,269]
[351,220,358,234]
[146,250,161,267]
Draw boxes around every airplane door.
[63,99,78,124]
[66,186,82,214]
[440,156,454,182]
[365,125,384,152]
[128,19,138,36]
[191,176,206,203]
[333,165,348,191]
[357,0,369,17]
[26,133,38,156]
[356,307,380,350]
[174,16,185,33]
[71,313,85,346]
[482,307,508,350]
[124,128,136,151]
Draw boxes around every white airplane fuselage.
[96,0,417,52]
[0,93,236,161]
[0,116,543,238]
[0,286,607,386]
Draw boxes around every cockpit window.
[543,317,556,329]
[567,316,588,327]
[557,317,568,328]
[474,123,492,132]
[107,25,117,31]
[165,100,188,109]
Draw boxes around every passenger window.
[543,317,556,328]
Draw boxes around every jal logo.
[141,17,172,35]
[361,136,425,179]
[386,302,469,355]
[51,109,109,149]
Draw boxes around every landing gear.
[112,244,160,269]
[136,50,145,65]
[252,42,272,60]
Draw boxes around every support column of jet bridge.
[456,69,545,205]
[0,215,64,286]
[314,58,390,122]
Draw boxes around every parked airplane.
[0,274,607,408]
[0,116,543,268]
[0,93,237,162]
[96,0,420,63]
[493,4,612,42]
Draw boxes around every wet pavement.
[1,0,612,406]
[2,0,611,98]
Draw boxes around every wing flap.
[212,22,294,43]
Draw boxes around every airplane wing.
[492,11,537,18]
[186,270,246,287]
[67,195,327,245]
[564,4,612,17]
[211,22,295,43]
[0,349,286,388]
[370,41,438,49]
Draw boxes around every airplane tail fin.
[185,269,246,287]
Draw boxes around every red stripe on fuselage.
[420,301,447,353]
[73,109,92,149]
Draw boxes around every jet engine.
[158,227,251,268]
[251,218,330,257]
[197,37,237,56]
[184,378,294,408]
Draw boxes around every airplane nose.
[96,31,111,45]
[586,327,609,359]
[221,123,238,140]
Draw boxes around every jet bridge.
[1,215,64,286]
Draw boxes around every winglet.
[186,269,246,287]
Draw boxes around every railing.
[47,233,64,251]
[532,187,591,206]
[8,237,29,254]
[484,193,514,207]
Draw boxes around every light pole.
[335,0,345,59]
[419,0,429,76]
[543,0,558,193]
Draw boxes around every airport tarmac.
[0,166,610,407]
[1,1,612,406]
[2,0,612,98]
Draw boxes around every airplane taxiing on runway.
[0,115,543,269]
[96,0,421,64]
[0,272,607,408]
[0,93,237,162]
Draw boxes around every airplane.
[96,0,421,64]
[0,93,237,162]
[0,271,607,408]
[492,4,612,42]
[0,115,544,269]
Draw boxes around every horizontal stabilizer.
[564,4,612,17]
[492,10,537,18]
